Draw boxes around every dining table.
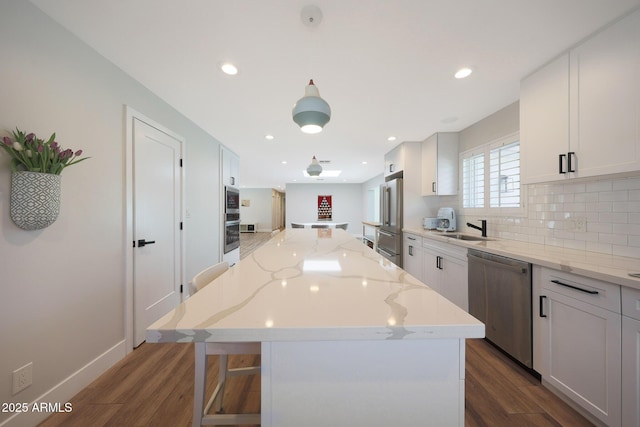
[147,228,484,426]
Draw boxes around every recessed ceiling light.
[387,136,397,142]
[454,67,473,79]
[221,62,238,75]
[281,160,287,164]
[441,116,458,124]
[362,161,368,165]
[265,134,274,140]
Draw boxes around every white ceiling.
[31,0,640,189]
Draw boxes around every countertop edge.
[146,324,485,344]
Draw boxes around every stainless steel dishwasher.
[468,249,532,368]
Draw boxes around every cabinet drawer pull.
[550,279,599,295]
[409,245,414,256]
[436,255,443,270]
[407,236,416,241]
[559,153,566,174]
[432,182,436,193]
[539,295,547,318]
[567,151,576,173]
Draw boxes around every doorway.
[125,107,185,350]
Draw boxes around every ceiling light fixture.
[306,155,322,176]
[292,80,331,134]
[221,62,238,75]
[455,67,473,79]
[292,6,331,134]
[387,136,397,142]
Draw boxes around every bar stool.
[189,262,261,426]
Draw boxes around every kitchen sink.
[443,233,495,242]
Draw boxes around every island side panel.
[261,339,464,427]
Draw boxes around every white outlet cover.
[12,362,33,395]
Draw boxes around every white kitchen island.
[147,229,484,426]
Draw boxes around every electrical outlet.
[574,217,587,233]
[12,362,33,395]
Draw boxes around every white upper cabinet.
[569,9,640,179]
[520,54,570,184]
[384,144,405,177]
[421,132,459,196]
[521,9,640,184]
[221,146,239,187]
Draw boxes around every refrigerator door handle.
[382,186,390,226]
[378,229,393,238]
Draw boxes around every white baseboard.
[0,340,126,427]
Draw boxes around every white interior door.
[133,118,182,347]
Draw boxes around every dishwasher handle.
[467,252,529,274]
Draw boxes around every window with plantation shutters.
[460,132,523,213]
[489,141,520,208]
[462,152,484,208]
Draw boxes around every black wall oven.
[224,187,241,253]
[224,211,240,253]
[225,186,240,213]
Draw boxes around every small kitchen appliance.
[423,217,438,230]
[436,207,456,232]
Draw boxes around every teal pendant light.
[292,6,331,134]
[306,155,322,176]
[293,80,331,134]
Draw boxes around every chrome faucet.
[467,219,487,237]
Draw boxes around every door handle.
[137,239,156,247]
[559,153,566,174]
[432,182,436,193]
[436,255,443,270]
[409,245,414,256]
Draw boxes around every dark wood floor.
[39,339,592,427]
[39,232,593,426]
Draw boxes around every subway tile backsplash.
[459,174,640,259]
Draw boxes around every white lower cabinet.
[533,266,621,426]
[422,240,468,311]
[622,286,640,427]
[403,233,424,282]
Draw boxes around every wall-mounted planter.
[10,171,61,230]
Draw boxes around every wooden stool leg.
[214,354,229,413]
[192,343,207,427]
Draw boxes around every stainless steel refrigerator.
[378,177,403,267]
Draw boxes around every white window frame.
[459,131,526,217]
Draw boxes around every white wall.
[239,188,274,232]
[0,2,222,424]
[285,183,364,233]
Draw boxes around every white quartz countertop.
[147,229,484,343]
[404,227,640,290]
